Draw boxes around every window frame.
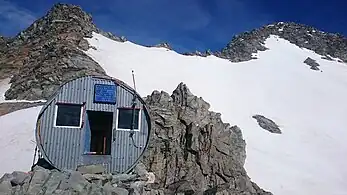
[53,103,84,128]
[115,107,142,131]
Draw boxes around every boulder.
[77,164,106,174]
[252,115,282,134]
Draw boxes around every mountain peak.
[46,3,95,29]
[216,21,347,63]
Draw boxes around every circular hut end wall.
[35,76,151,174]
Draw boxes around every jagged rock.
[215,32,268,62]
[252,115,282,134]
[154,42,172,50]
[0,36,8,55]
[215,22,347,63]
[77,164,106,174]
[321,55,333,61]
[0,181,11,195]
[112,174,137,184]
[304,57,320,71]
[27,166,51,194]
[43,171,65,194]
[142,83,271,194]
[99,31,127,42]
[1,3,129,100]
[183,50,212,57]
[104,183,129,195]
[0,171,30,186]
[83,173,112,183]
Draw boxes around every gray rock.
[252,115,282,134]
[0,173,13,183]
[183,50,212,57]
[154,42,172,50]
[83,173,112,183]
[112,174,137,184]
[77,164,106,174]
[99,31,127,42]
[42,170,65,194]
[1,3,108,101]
[26,166,51,194]
[304,57,320,71]
[104,183,129,195]
[130,181,147,195]
[59,171,90,193]
[0,181,12,195]
[142,83,271,194]
[133,163,149,178]
[215,22,347,63]
[9,171,30,186]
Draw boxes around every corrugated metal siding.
[37,76,149,173]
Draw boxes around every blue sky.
[0,0,346,53]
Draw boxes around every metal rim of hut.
[34,75,151,174]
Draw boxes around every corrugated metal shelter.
[35,75,151,173]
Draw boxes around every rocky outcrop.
[1,3,126,101]
[183,50,213,57]
[154,42,172,50]
[304,57,320,71]
[142,83,271,194]
[0,163,158,195]
[252,115,281,134]
[215,22,347,63]
[0,36,8,54]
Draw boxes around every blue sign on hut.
[34,75,151,173]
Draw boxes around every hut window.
[116,108,141,131]
[54,103,83,128]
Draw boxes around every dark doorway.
[87,111,113,155]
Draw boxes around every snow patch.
[83,32,347,195]
[0,106,42,176]
[0,78,11,102]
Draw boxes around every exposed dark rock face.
[252,115,282,134]
[154,42,173,50]
[304,57,320,71]
[214,32,268,62]
[0,36,8,54]
[142,83,272,194]
[215,22,347,63]
[0,3,126,101]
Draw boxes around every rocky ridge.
[154,42,173,50]
[214,22,347,62]
[183,49,213,57]
[141,83,271,194]
[0,3,126,100]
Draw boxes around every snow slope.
[0,78,44,176]
[0,106,42,176]
[84,32,347,195]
